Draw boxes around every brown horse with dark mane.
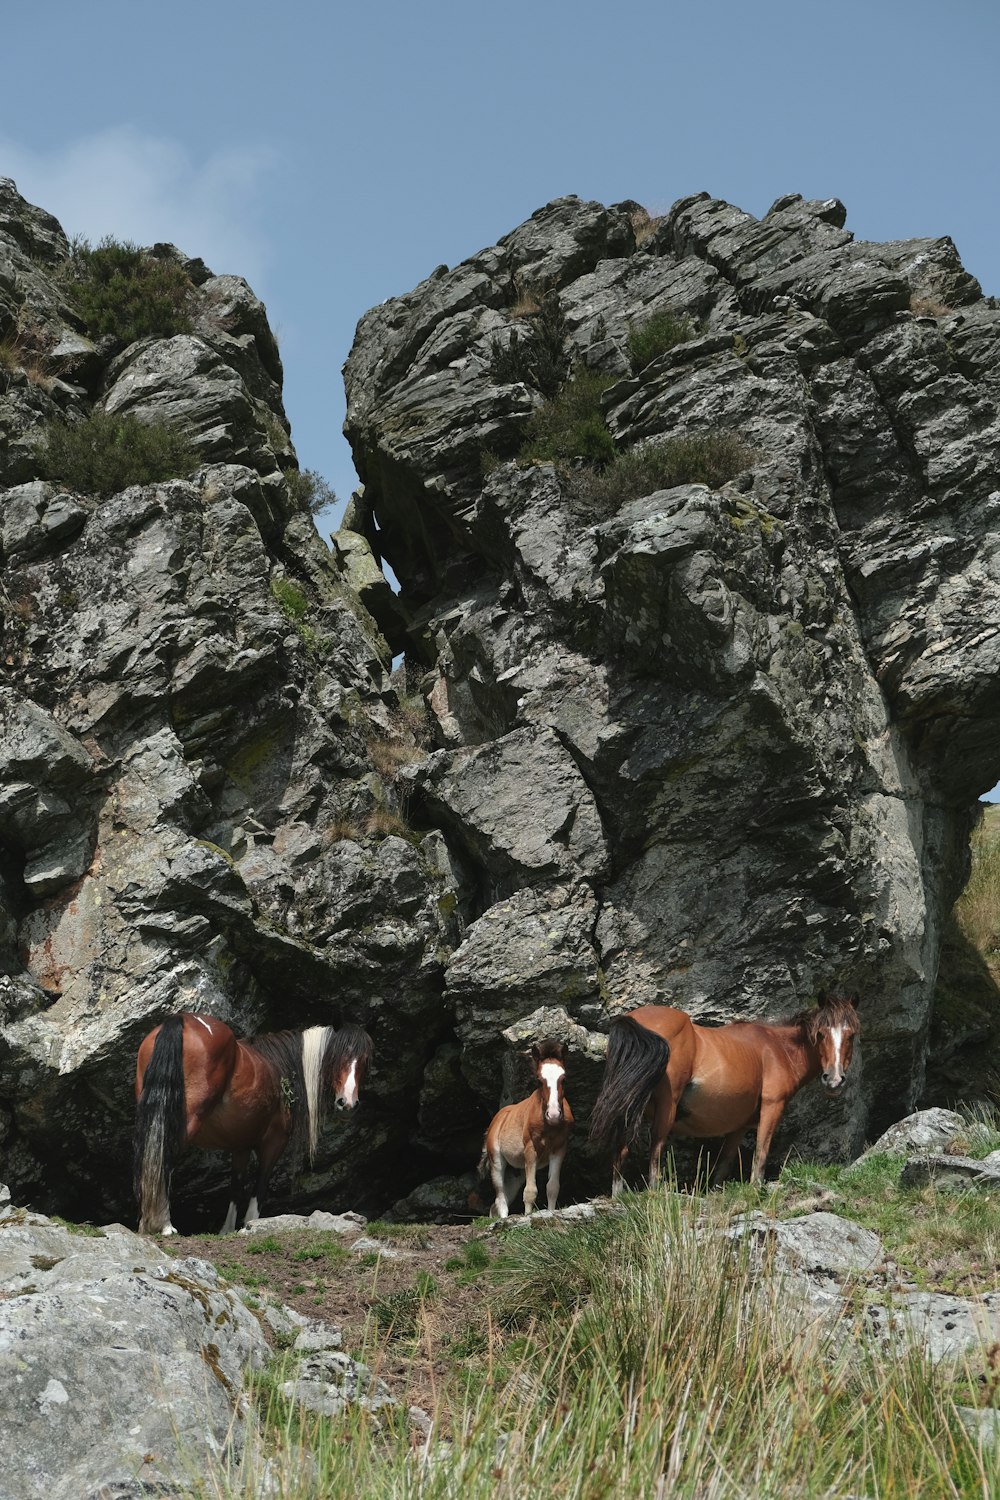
[134,1012,373,1234]
[589,993,860,1192]
[479,1041,574,1218]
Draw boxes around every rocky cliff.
[2,183,998,1224]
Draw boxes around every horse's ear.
[816,990,827,1008]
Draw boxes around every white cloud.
[0,127,276,288]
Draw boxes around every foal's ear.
[529,1044,541,1063]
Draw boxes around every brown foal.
[480,1041,574,1218]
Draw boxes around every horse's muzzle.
[335,1097,358,1112]
[822,1074,846,1094]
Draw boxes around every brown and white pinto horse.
[480,1042,574,1218]
[134,1012,373,1234]
[589,993,860,1192]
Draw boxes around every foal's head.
[808,994,860,1095]
[329,1024,374,1112]
[531,1041,568,1125]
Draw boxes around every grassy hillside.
[173,1154,1000,1499]
[929,803,1000,1104]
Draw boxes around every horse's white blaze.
[829,1026,845,1083]
[301,1025,334,1161]
[539,1060,565,1122]
[341,1058,359,1109]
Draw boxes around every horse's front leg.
[546,1149,566,1211]
[611,1134,629,1198]
[221,1150,251,1232]
[750,1098,787,1184]
[243,1124,290,1228]
[522,1143,539,1216]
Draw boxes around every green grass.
[721,1151,1000,1294]
[364,1221,434,1250]
[290,1236,349,1265]
[64,236,194,346]
[215,1262,270,1290]
[197,1190,1000,1499]
[36,407,199,495]
[444,1239,491,1279]
[246,1235,283,1256]
[368,1271,438,1339]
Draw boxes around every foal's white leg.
[244,1195,260,1224]
[489,1151,509,1219]
[522,1149,539,1216]
[546,1151,565,1211]
[220,1201,238,1234]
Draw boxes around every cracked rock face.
[345,190,1000,1167]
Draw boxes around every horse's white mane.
[301,1025,335,1162]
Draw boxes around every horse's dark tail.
[134,1015,187,1234]
[589,1016,671,1156]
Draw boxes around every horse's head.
[330,1024,374,1112]
[811,993,860,1095]
[531,1041,568,1125]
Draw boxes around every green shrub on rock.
[37,408,198,495]
[518,366,617,468]
[285,467,338,517]
[574,431,757,513]
[627,306,700,373]
[65,237,194,346]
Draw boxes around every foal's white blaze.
[539,1060,565,1123]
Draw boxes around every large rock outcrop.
[3,181,1000,1222]
[345,191,1000,1164]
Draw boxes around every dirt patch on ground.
[166,1217,507,1416]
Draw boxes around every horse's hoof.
[162,1225,178,1237]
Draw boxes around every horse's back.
[136,1012,239,1102]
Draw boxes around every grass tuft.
[572,431,758,514]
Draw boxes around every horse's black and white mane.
[249,1023,373,1163]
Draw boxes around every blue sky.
[3,1,999,787]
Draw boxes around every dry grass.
[366,737,423,780]
[910,292,953,318]
[363,808,412,840]
[953,806,1000,959]
[630,206,665,247]
[0,328,55,390]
